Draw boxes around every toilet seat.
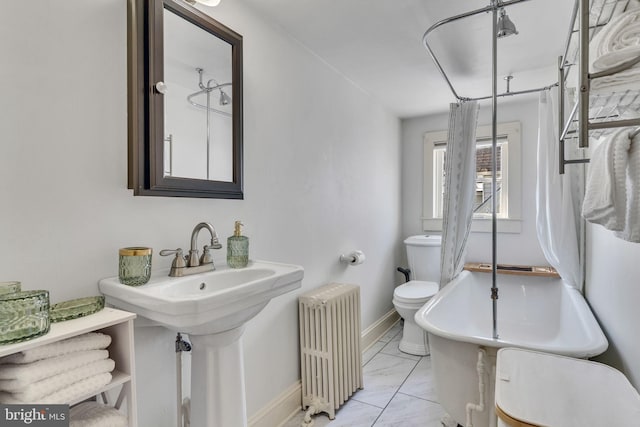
[393,280,439,305]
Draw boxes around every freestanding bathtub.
[415,270,608,427]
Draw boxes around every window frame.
[422,121,522,233]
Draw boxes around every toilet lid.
[394,280,439,304]
[496,348,640,426]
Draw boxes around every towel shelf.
[559,0,640,173]
[0,308,138,426]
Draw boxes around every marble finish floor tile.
[283,398,382,427]
[372,392,446,427]
[362,340,386,365]
[352,353,418,408]
[377,322,402,343]
[379,332,421,361]
[398,356,439,402]
[285,319,445,427]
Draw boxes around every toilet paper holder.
[339,250,366,266]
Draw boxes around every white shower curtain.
[439,101,480,289]
[536,90,583,291]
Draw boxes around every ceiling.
[239,0,575,118]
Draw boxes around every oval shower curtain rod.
[187,88,233,117]
[423,0,547,341]
[186,67,233,117]
[422,0,557,103]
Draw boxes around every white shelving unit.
[0,307,137,426]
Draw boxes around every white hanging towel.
[616,134,640,242]
[582,128,631,230]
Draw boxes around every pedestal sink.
[99,260,304,427]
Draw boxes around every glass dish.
[0,290,50,345]
[49,296,105,323]
[0,281,21,296]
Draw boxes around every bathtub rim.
[415,270,608,359]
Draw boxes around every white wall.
[0,1,402,424]
[586,225,640,389]
[401,96,547,266]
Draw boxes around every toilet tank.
[404,235,442,282]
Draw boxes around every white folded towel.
[70,402,127,427]
[589,8,640,93]
[0,372,112,404]
[592,8,640,70]
[1,358,115,401]
[0,349,108,387]
[616,134,640,242]
[582,128,631,230]
[0,332,111,365]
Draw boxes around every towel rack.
[558,0,640,174]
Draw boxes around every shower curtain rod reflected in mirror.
[185,67,233,180]
[186,68,232,117]
[187,89,232,117]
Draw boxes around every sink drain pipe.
[176,333,192,427]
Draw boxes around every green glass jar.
[119,247,152,286]
[0,290,50,345]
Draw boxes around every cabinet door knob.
[155,81,167,94]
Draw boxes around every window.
[423,121,522,233]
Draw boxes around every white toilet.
[392,234,441,356]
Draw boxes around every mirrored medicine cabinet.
[128,0,243,198]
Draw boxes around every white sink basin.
[100,259,304,426]
[98,260,304,335]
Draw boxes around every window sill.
[422,218,522,234]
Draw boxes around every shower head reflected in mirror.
[497,8,518,38]
[186,68,232,117]
[219,89,231,106]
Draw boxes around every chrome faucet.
[160,222,223,277]
[188,222,223,266]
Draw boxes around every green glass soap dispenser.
[227,221,249,268]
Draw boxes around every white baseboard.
[248,380,302,427]
[361,308,400,351]
[248,309,400,427]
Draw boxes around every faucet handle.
[160,248,183,257]
[160,248,186,269]
[200,245,214,265]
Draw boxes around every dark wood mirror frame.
[128,0,243,199]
